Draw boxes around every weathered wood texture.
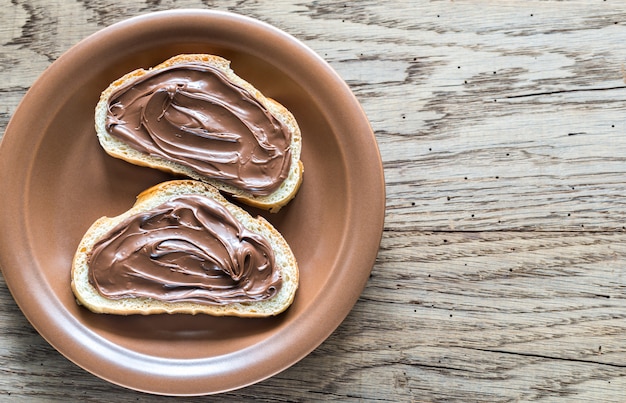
[2,1,626,401]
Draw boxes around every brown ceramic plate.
[0,9,384,396]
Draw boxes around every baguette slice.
[95,54,303,213]
[71,180,299,317]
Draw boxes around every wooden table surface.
[2,1,626,401]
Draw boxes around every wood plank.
[297,2,626,232]
[2,231,625,401]
[4,1,626,231]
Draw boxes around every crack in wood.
[506,85,626,99]
[465,347,626,368]
[383,228,626,234]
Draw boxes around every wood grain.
[1,0,626,401]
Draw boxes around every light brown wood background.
[2,1,626,401]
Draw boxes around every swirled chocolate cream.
[71,180,299,316]
[88,194,281,305]
[95,54,303,212]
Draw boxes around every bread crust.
[95,54,303,213]
[71,180,299,316]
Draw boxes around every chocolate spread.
[87,195,282,305]
[105,63,292,196]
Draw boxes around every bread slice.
[95,54,303,213]
[71,180,299,317]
